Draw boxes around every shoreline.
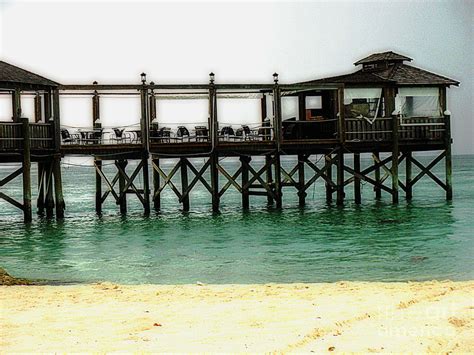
[1,280,473,352]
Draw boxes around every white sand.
[1,281,473,352]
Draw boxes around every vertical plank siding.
[0,122,53,150]
[345,116,445,142]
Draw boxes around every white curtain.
[396,87,442,117]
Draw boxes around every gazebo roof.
[354,51,412,65]
[298,51,459,87]
[0,60,59,89]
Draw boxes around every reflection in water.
[0,155,472,284]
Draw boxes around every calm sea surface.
[0,154,472,284]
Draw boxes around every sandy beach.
[1,281,473,352]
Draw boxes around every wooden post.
[180,158,190,212]
[152,157,161,211]
[391,112,399,204]
[325,154,333,203]
[117,160,128,214]
[297,154,306,206]
[44,90,52,120]
[336,149,344,205]
[265,155,274,205]
[374,152,382,199]
[354,153,361,204]
[95,159,102,214]
[142,154,150,215]
[337,87,345,143]
[34,92,42,123]
[52,89,64,218]
[210,154,220,212]
[45,161,55,219]
[298,93,306,121]
[12,89,21,122]
[53,157,65,218]
[261,93,267,122]
[274,153,282,208]
[406,151,413,200]
[21,117,32,222]
[37,162,45,215]
[240,156,250,210]
[444,110,453,200]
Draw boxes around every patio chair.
[219,126,235,141]
[60,129,80,144]
[111,128,132,144]
[175,126,191,142]
[159,127,171,143]
[194,126,209,142]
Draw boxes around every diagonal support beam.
[94,161,120,203]
[153,160,183,200]
[410,152,447,190]
[218,164,242,196]
[0,167,23,187]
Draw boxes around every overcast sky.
[1,0,472,154]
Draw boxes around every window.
[344,88,383,123]
[396,87,441,117]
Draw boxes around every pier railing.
[345,116,445,143]
[0,121,54,150]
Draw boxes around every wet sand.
[1,281,473,352]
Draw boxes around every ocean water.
[0,154,472,284]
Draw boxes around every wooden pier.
[0,52,459,221]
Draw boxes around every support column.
[52,89,64,218]
[406,151,413,200]
[37,162,45,215]
[265,154,274,205]
[374,152,382,199]
[240,156,250,210]
[392,113,399,204]
[21,117,32,222]
[152,157,161,211]
[95,159,102,215]
[180,158,190,212]
[53,157,65,219]
[297,154,306,206]
[45,161,55,219]
[444,111,453,200]
[142,154,150,215]
[274,153,282,208]
[325,154,333,203]
[354,153,361,204]
[117,159,128,214]
[336,149,345,205]
[210,154,220,212]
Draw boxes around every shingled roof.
[354,51,412,65]
[298,51,459,87]
[0,60,59,89]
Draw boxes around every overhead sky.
[1,0,472,154]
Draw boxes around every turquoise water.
[0,154,472,284]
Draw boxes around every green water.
[0,154,472,284]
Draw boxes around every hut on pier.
[0,60,63,221]
[297,51,459,142]
[294,51,459,201]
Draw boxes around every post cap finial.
[209,72,215,84]
[140,73,147,84]
[444,110,451,116]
